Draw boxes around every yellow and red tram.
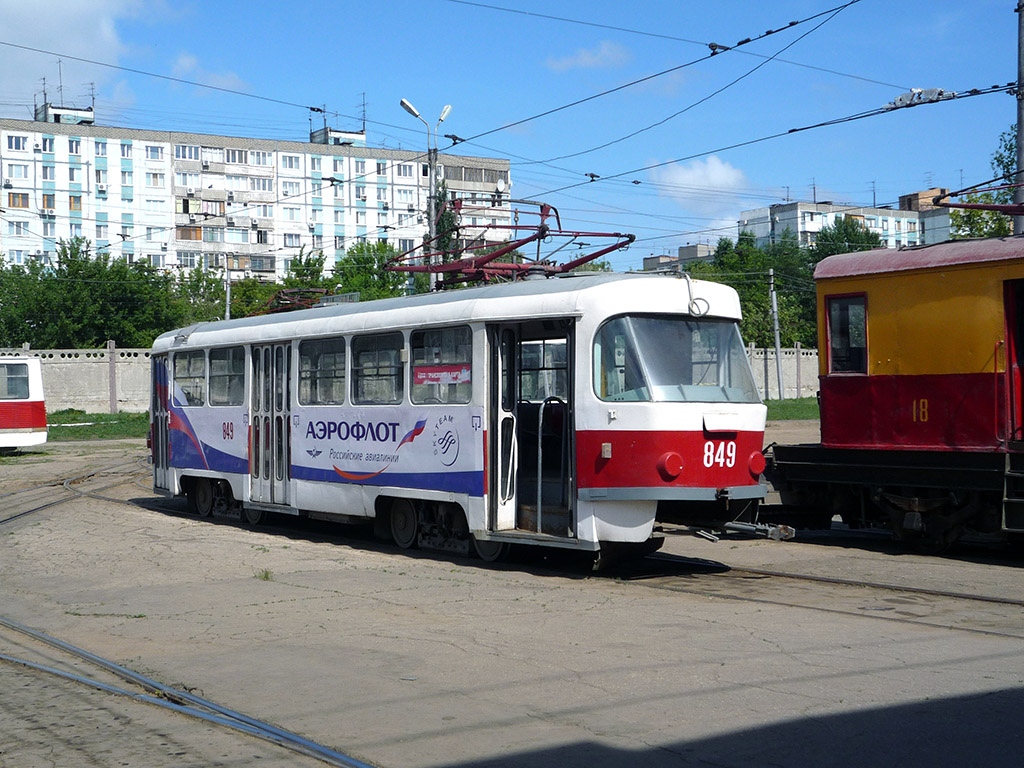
[768,237,1024,549]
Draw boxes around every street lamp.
[401,98,451,288]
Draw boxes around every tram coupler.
[724,521,796,540]
[693,521,795,541]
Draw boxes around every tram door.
[1006,281,1024,442]
[488,326,519,531]
[488,322,575,537]
[151,354,170,492]
[251,344,291,505]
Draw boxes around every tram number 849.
[703,440,737,468]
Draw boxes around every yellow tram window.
[827,295,867,373]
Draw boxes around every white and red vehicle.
[0,356,47,450]
[150,272,767,560]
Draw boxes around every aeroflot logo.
[305,419,402,442]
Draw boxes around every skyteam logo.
[432,414,460,467]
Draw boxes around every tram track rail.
[0,616,374,768]
[615,552,1024,640]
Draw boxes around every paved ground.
[2,430,1023,767]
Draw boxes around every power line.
[445,0,905,90]
[448,1,865,148]
[524,0,854,165]
[530,82,1016,199]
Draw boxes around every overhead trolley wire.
[447,0,865,149]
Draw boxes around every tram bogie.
[150,273,767,559]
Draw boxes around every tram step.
[1003,498,1024,530]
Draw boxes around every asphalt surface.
[2,430,1023,767]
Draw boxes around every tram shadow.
[443,687,1024,768]
[749,514,1024,567]
[131,495,627,579]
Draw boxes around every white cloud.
[172,52,246,94]
[0,1,141,116]
[547,41,630,73]
[650,155,752,236]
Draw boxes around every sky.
[0,0,1017,270]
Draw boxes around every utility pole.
[225,266,231,320]
[1015,2,1024,234]
[769,268,784,400]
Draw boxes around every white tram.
[0,356,48,450]
[150,272,767,559]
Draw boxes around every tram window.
[0,363,29,399]
[594,315,759,403]
[172,351,206,406]
[352,333,404,404]
[299,338,346,405]
[519,339,567,402]
[209,347,245,406]
[251,348,261,411]
[827,295,867,373]
[411,326,472,404]
[275,347,285,412]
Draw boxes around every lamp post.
[400,98,451,289]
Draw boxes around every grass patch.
[765,397,819,420]
[254,568,274,582]
[47,409,149,441]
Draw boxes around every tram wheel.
[192,478,215,518]
[390,498,419,549]
[243,505,266,527]
[472,536,509,563]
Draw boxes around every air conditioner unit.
[188,214,197,223]
[43,209,55,216]
[250,218,258,227]
[97,183,107,192]
[2,179,11,188]
[34,143,41,150]
[227,191,234,201]
[227,217,236,226]
[186,187,195,196]
[160,243,168,251]
[382,202,389,210]
[201,160,210,169]
[308,222,315,230]
[407,204,414,212]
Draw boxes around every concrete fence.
[1,342,821,414]
[748,344,820,400]
[1,342,151,413]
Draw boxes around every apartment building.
[0,105,511,279]
[738,188,952,250]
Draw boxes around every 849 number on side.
[703,441,736,468]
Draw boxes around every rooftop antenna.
[57,59,64,105]
[361,92,366,134]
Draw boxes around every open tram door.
[250,344,291,507]
[151,354,170,492]
[487,321,575,540]
[1005,280,1024,444]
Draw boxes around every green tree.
[334,241,407,301]
[175,265,225,325]
[228,276,279,318]
[283,246,342,292]
[810,217,881,262]
[432,180,458,258]
[688,230,816,348]
[1,238,188,348]
[949,191,1013,239]
[951,124,1016,238]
